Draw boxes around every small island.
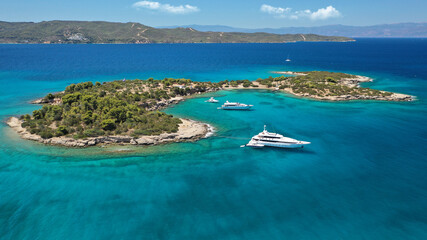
[7,78,219,147]
[7,71,413,147]
[226,71,413,101]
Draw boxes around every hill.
[161,23,427,38]
[0,20,353,44]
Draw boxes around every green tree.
[65,84,76,93]
[44,93,55,101]
[82,111,93,125]
[109,107,127,122]
[101,119,116,131]
[46,105,63,121]
[62,93,81,105]
[40,130,53,139]
[32,110,43,119]
[56,126,69,136]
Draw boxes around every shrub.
[40,130,53,139]
[83,129,105,137]
[65,84,76,93]
[243,82,251,88]
[30,128,40,134]
[108,107,127,123]
[73,132,86,139]
[101,119,116,131]
[46,105,63,121]
[63,114,80,126]
[82,112,93,125]
[62,93,81,105]
[44,93,55,101]
[33,110,43,119]
[327,77,338,83]
[56,126,69,136]
[133,129,152,136]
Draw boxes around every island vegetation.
[6,78,220,147]
[223,71,413,101]
[23,78,222,139]
[0,20,353,44]
[7,71,412,147]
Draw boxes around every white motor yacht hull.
[219,106,252,110]
[245,125,310,149]
[259,141,310,148]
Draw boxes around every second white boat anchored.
[218,101,253,110]
[246,125,310,148]
[205,97,219,103]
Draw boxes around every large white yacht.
[246,125,310,148]
[218,101,253,110]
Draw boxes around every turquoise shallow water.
[1,40,427,239]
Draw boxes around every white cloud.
[260,4,341,20]
[132,1,199,14]
[308,6,341,20]
[260,4,291,16]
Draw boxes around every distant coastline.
[160,23,427,38]
[0,20,354,44]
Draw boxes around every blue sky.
[1,0,426,28]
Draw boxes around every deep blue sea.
[1,39,427,240]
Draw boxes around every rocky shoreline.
[7,117,212,148]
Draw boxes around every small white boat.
[218,101,253,110]
[246,125,310,148]
[285,58,291,62]
[205,97,219,103]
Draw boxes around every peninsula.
[7,72,413,147]
[0,20,353,44]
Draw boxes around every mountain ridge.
[159,22,427,38]
[0,20,353,44]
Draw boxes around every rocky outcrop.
[273,71,308,76]
[341,75,373,87]
[147,97,184,111]
[6,117,212,148]
[31,97,62,105]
